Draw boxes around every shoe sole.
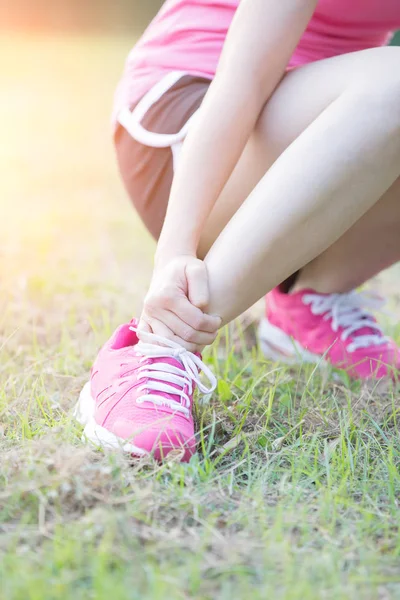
[73,382,148,456]
[258,318,324,366]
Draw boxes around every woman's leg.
[193,46,400,322]
[290,178,400,293]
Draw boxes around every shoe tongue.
[350,319,381,340]
[292,287,325,297]
[161,356,185,370]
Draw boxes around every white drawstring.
[128,327,217,417]
[302,291,388,353]
[117,71,199,148]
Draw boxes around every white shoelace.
[302,291,388,353]
[128,327,217,417]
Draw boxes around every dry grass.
[1,33,400,600]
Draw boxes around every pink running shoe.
[74,321,217,462]
[259,286,399,380]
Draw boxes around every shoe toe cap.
[347,344,399,380]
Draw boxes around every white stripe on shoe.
[258,318,323,365]
[73,382,148,455]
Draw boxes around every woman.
[75,0,400,461]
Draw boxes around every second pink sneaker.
[259,286,399,380]
[74,320,217,462]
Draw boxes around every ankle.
[290,273,355,295]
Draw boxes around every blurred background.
[0,0,164,33]
[0,1,167,342]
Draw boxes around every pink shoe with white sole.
[259,286,399,380]
[74,320,217,462]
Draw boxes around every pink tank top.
[113,0,400,120]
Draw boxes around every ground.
[1,34,400,600]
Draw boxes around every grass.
[1,32,400,600]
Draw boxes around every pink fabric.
[113,0,400,120]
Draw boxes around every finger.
[153,309,218,347]
[172,296,222,333]
[143,318,199,353]
[137,317,152,333]
[185,261,209,310]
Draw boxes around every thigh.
[198,45,400,257]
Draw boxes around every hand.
[137,256,222,352]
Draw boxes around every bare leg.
[196,46,400,322]
[291,178,400,293]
